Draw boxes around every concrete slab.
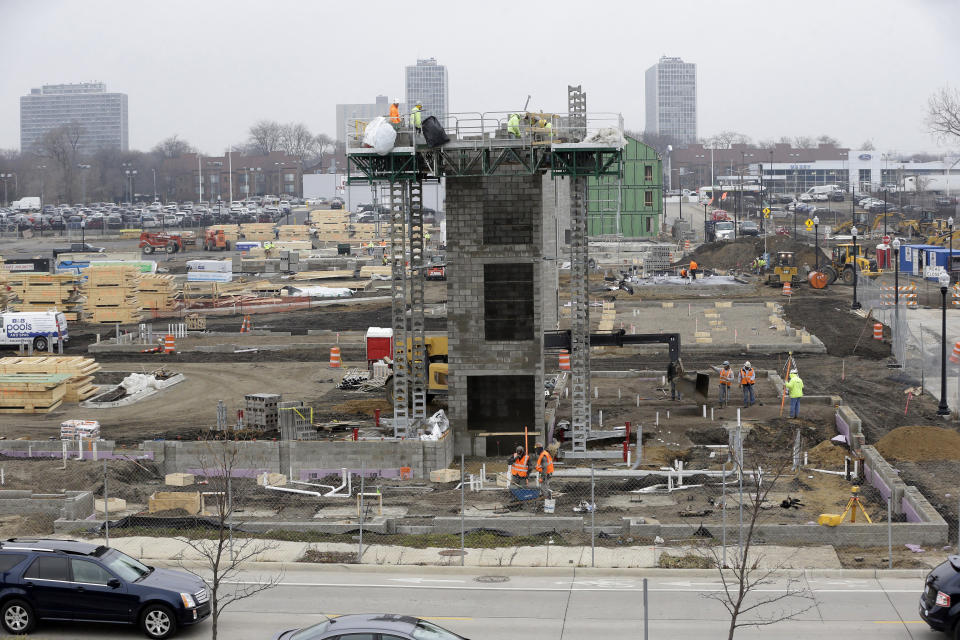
[605,494,677,508]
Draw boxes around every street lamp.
[152,168,158,202]
[949,217,955,284]
[77,164,91,204]
[37,165,46,208]
[0,173,13,207]
[813,216,820,271]
[892,237,901,366]
[938,270,952,416]
[703,203,708,242]
[851,226,862,310]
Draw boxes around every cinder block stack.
[82,265,142,324]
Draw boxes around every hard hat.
[516,446,524,454]
[416,102,422,108]
[723,360,729,366]
[535,442,543,448]
[744,361,752,368]
[791,368,798,374]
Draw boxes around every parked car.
[0,538,209,638]
[105,215,124,229]
[921,555,960,635]
[272,614,466,640]
[52,243,105,256]
[739,220,759,236]
[141,215,160,229]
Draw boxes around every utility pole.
[198,153,203,204]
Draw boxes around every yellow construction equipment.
[822,243,881,285]
[385,335,449,405]
[766,251,799,287]
[818,485,873,526]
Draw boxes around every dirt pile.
[807,440,849,467]
[875,426,960,461]
[687,236,820,271]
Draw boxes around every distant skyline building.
[644,56,697,144]
[20,82,128,154]
[335,95,405,142]
[405,58,448,124]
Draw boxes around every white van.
[0,312,69,351]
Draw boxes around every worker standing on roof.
[784,369,804,419]
[718,360,734,408]
[534,442,553,499]
[689,259,699,280]
[507,113,521,138]
[410,103,423,133]
[389,100,400,125]
[508,446,529,487]
[740,361,756,408]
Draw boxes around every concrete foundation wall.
[0,490,93,520]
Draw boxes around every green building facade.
[587,135,662,238]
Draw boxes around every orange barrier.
[873,323,882,340]
[782,282,792,296]
[163,334,176,354]
[558,350,571,370]
[329,346,342,368]
[951,342,960,365]
[808,271,828,289]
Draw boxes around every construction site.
[0,89,958,571]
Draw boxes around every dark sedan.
[273,614,467,640]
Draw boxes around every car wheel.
[140,604,176,639]
[33,337,48,352]
[1,599,35,635]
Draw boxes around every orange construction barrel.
[329,346,342,368]
[873,323,883,340]
[808,271,828,289]
[558,350,571,370]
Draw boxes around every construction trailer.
[346,86,625,458]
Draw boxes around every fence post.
[103,460,109,546]
[357,463,365,563]
[887,496,892,570]
[460,454,465,566]
[228,475,234,561]
[590,464,595,568]
[722,462,727,569]
[643,577,649,640]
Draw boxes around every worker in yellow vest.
[410,103,423,133]
[534,442,554,498]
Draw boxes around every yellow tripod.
[819,486,873,526]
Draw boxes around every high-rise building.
[644,56,697,144]
[20,82,128,154]
[405,58,448,124]
[336,95,402,142]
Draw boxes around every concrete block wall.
[446,173,549,455]
[0,490,93,520]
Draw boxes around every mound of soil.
[807,440,849,467]
[687,426,729,445]
[875,426,960,462]
[686,236,819,272]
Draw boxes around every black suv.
[921,555,960,636]
[0,538,209,638]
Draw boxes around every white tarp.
[362,116,397,155]
[421,409,450,440]
[287,286,353,298]
[121,373,165,395]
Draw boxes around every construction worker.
[507,113,521,138]
[784,368,804,418]
[679,267,688,279]
[389,100,401,125]
[689,259,699,281]
[718,360,734,408]
[667,358,683,401]
[534,442,554,499]
[410,103,423,133]
[740,361,756,408]
[508,446,529,486]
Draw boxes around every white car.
[814,193,829,201]
[799,193,813,202]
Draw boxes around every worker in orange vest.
[740,361,756,408]
[689,259,699,280]
[508,446,530,486]
[718,360,734,408]
[389,100,400,125]
[534,442,554,498]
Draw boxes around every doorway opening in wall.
[467,374,536,456]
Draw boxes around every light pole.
[198,153,203,205]
[37,165,46,208]
[275,162,283,197]
[813,215,820,271]
[851,226,862,310]
[949,217,955,284]
[893,237,901,366]
[938,270,951,416]
[125,169,137,206]
[677,170,682,220]
[703,203,708,242]
[152,169,157,202]
[0,173,13,206]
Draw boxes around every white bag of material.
[288,286,353,298]
[121,373,161,395]
[362,116,397,155]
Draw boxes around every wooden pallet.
[0,400,63,414]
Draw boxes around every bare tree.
[708,131,753,149]
[248,120,284,155]
[860,140,876,151]
[703,458,816,639]
[816,135,841,147]
[278,123,318,166]
[756,139,776,150]
[928,86,960,141]
[151,135,195,159]
[37,122,84,203]
[793,136,815,149]
[776,136,793,146]
[176,439,282,640]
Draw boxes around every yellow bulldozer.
[821,243,881,285]
[385,335,449,405]
[766,251,800,287]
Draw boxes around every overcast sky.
[2,0,958,155]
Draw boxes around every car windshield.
[716,222,734,230]
[412,620,465,640]
[102,549,152,581]
[288,620,331,640]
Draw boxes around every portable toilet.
[365,327,394,368]
[875,239,891,270]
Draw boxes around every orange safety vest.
[536,450,554,474]
[740,367,755,385]
[719,368,734,386]
[510,455,529,477]
[689,260,698,271]
[680,269,687,277]
[389,104,400,124]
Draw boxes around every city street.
[21,565,941,640]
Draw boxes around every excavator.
[832,212,869,235]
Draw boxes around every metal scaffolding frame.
[389,181,410,435]
[569,177,591,453]
[408,180,427,422]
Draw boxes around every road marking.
[390,578,465,584]
[663,581,726,588]
[873,621,925,624]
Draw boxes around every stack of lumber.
[1,273,82,321]
[82,265,141,324]
[137,274,178,311]
[313,221,380,242]
[0,356,100,403]
[309,211,348,224]
[0,373,71,413]
[239,223,276,242]
[276,225,311,241]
